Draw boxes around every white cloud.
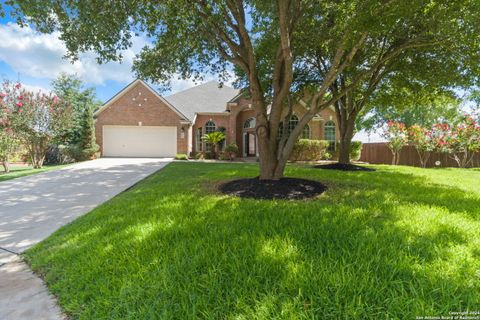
[353,129,386,143]
[0,22,237,96]
[22,83,51,94]
[0,22,146,85]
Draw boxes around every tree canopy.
[7,0,480,177]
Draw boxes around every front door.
[244,132,256,157]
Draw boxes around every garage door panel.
[103,126,177,157]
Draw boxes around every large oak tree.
[292,1,480,164]
[7,0,479,177]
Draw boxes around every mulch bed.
[219,177,327,200]
[314,163,376,171]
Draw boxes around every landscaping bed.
[219,177,326,200]
[314,162,376,171]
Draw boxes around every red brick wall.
[95,81,188,155]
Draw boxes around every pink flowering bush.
[382,121,408,165]
[444,116,480,168]
[408,125,436,168]
[0,81,73,168]
[427,117,480,168]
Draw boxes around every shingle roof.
[165,81,240,121]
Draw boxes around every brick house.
[94,79,339,157]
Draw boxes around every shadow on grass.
[25,163,480,319]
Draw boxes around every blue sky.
[0,7,203,103]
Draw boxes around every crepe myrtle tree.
[408,125,436,168]
[382,121,408,165]
[0,83,21,172]
[8,0,480,178]
[0,81,73,168]
[442,116,480,168]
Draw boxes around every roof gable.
[95,79,188,120]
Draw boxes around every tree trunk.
[257,135,280,180]
[417,150,431,168]
[2,160,9,173]
[335,97,357,165]
[391,150,397,165]
[256,124,292,181]
[338,122,355,164]
[29,138,47,169]
[212,144,217,160]
[338,142,350,165]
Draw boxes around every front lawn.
[0,164,66,182]
[25,163,480,319]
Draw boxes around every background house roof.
[165,81,240,121]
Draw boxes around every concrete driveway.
[0,158,171,320]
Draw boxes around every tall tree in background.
[8,0,480,178]
[77,105,99,160]
[359,90,463,133]
[51,74,99,160]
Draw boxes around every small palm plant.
[201,131,226,159]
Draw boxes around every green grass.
[25,163,480,319]
[0,164,67,182]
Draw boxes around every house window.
[279,115,310,140]
[196,127,203,152]
[324,121,336,151]
[288,115,299,134]
[218,126,226,150]
[243,117,256,129]
[302,124,311,139]
[205,120,216,134]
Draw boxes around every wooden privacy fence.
[359,143,480,168]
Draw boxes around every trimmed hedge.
[290,139,329,161]
[350,141,363,161]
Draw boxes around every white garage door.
[103,126,177,157]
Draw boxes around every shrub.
[323,152,332,160]
[44,144,76,165]
[382,121,408,165]
[194,151,213,159]
[201,131,225,159]
[289,139,329,161]
[224,143,239,160]
[218,152,229,161]
[174,153,188,160]
[204,151,214,159]
[349,141,363,161]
